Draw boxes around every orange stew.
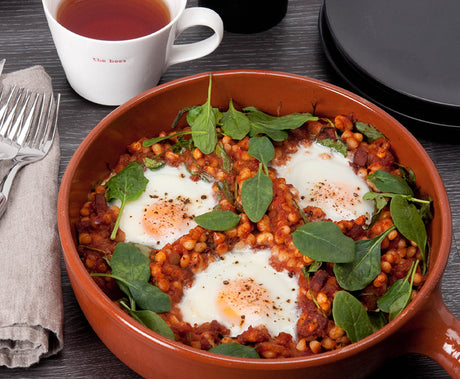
[76,112,427,358]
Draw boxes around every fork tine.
[38,93,59,151]
[43,93,60,151]
[0,87,24,136]
[27,92,47,148]
[5,90,34,143]
[0,85,18,130]
[16,92,40,146]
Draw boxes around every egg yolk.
[216,278,273,328]
[142,200,192,237]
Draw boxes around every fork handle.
[0,162,25,218]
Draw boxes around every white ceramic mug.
[42,0,224,106]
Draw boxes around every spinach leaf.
[127,279,172,313]
[377,259,418,321]
[170,105,195,129]
[363,191,388,212]
[316,138,348,157]
[419,196,433,224]
[209,343,260,358]
[215,180,235,205]
[354,121,385,142]
[244,106,318,131]
[142,131,197,147]
[367,170,414,196]
[221,99,251,140]
[396,163,416,186]
[242,107,317,142]
[187,76,220,154]
[334,226,395,291]
[105,162,149,240]
[143,157,165,170]
[129,309,175,340]
[215,142,232,173]
[194,210,241,231]
[247,136,275,171]
[292,222,355,263]
[248,123,288,141]
[92,273,171,313]
[110,242,151,283]
[240,163,273,223]
[332,291,374,343]
[377,277,410,314]
[368,311,387,332]
[390,195,427,261]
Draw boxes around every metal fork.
[0,86,40,160]
[0,92,60,218]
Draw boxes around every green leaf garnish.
[92,243,171,313]
[194,210,241,231]
[316,138,348,156]
[332,291,374,343]
[215,142,232,173]
[292,221,355,263]
[367,170,414,196]
[334,225,395,291]
[129,309,175,340]
[247,136,275,171]
[354,121,385,142]
[240,163,273,223]
[142,131,198,147]
[221,99,251,140]
[241,106,318,142]
[110,242,151,283]
[92,273,171,313]
[377,261,419,321]
[187,75,220,154]
[209,342,260,358]
[143,157,165,170]
[105,162,149,240]
[390,195,427,261]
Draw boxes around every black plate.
[319,0,460,129]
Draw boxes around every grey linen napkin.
[0,66,63,368]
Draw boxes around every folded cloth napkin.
[0,66,63,368]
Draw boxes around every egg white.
[273,141,374,223]
[178,246,301,338]
[112,164,218,249]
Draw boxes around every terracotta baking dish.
[57,70,459,378]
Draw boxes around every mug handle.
[401,284,460,377]
[167,7,224,68]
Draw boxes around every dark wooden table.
[0,0,459,377]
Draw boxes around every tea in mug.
[57,0,171,41]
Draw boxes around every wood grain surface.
[0,0,458,377]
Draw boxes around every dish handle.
[401,284,460,377]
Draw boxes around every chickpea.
[155,251,166,264]
[309,340,322,354]
[181,236,196,251]
[413,272,424,286]
[256,232,274,245]
[296,338,307,352]
[78,233,92,245]
[388,229,398,241]
[373,273,387,287]
[194,242,207,253]
[321,337,336,350]
[381,260,392,274]
[151,143,163,155]
[328,325,345,340]
[180,254,190,268]
[334,115,353,131]
[192,147,203,160]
